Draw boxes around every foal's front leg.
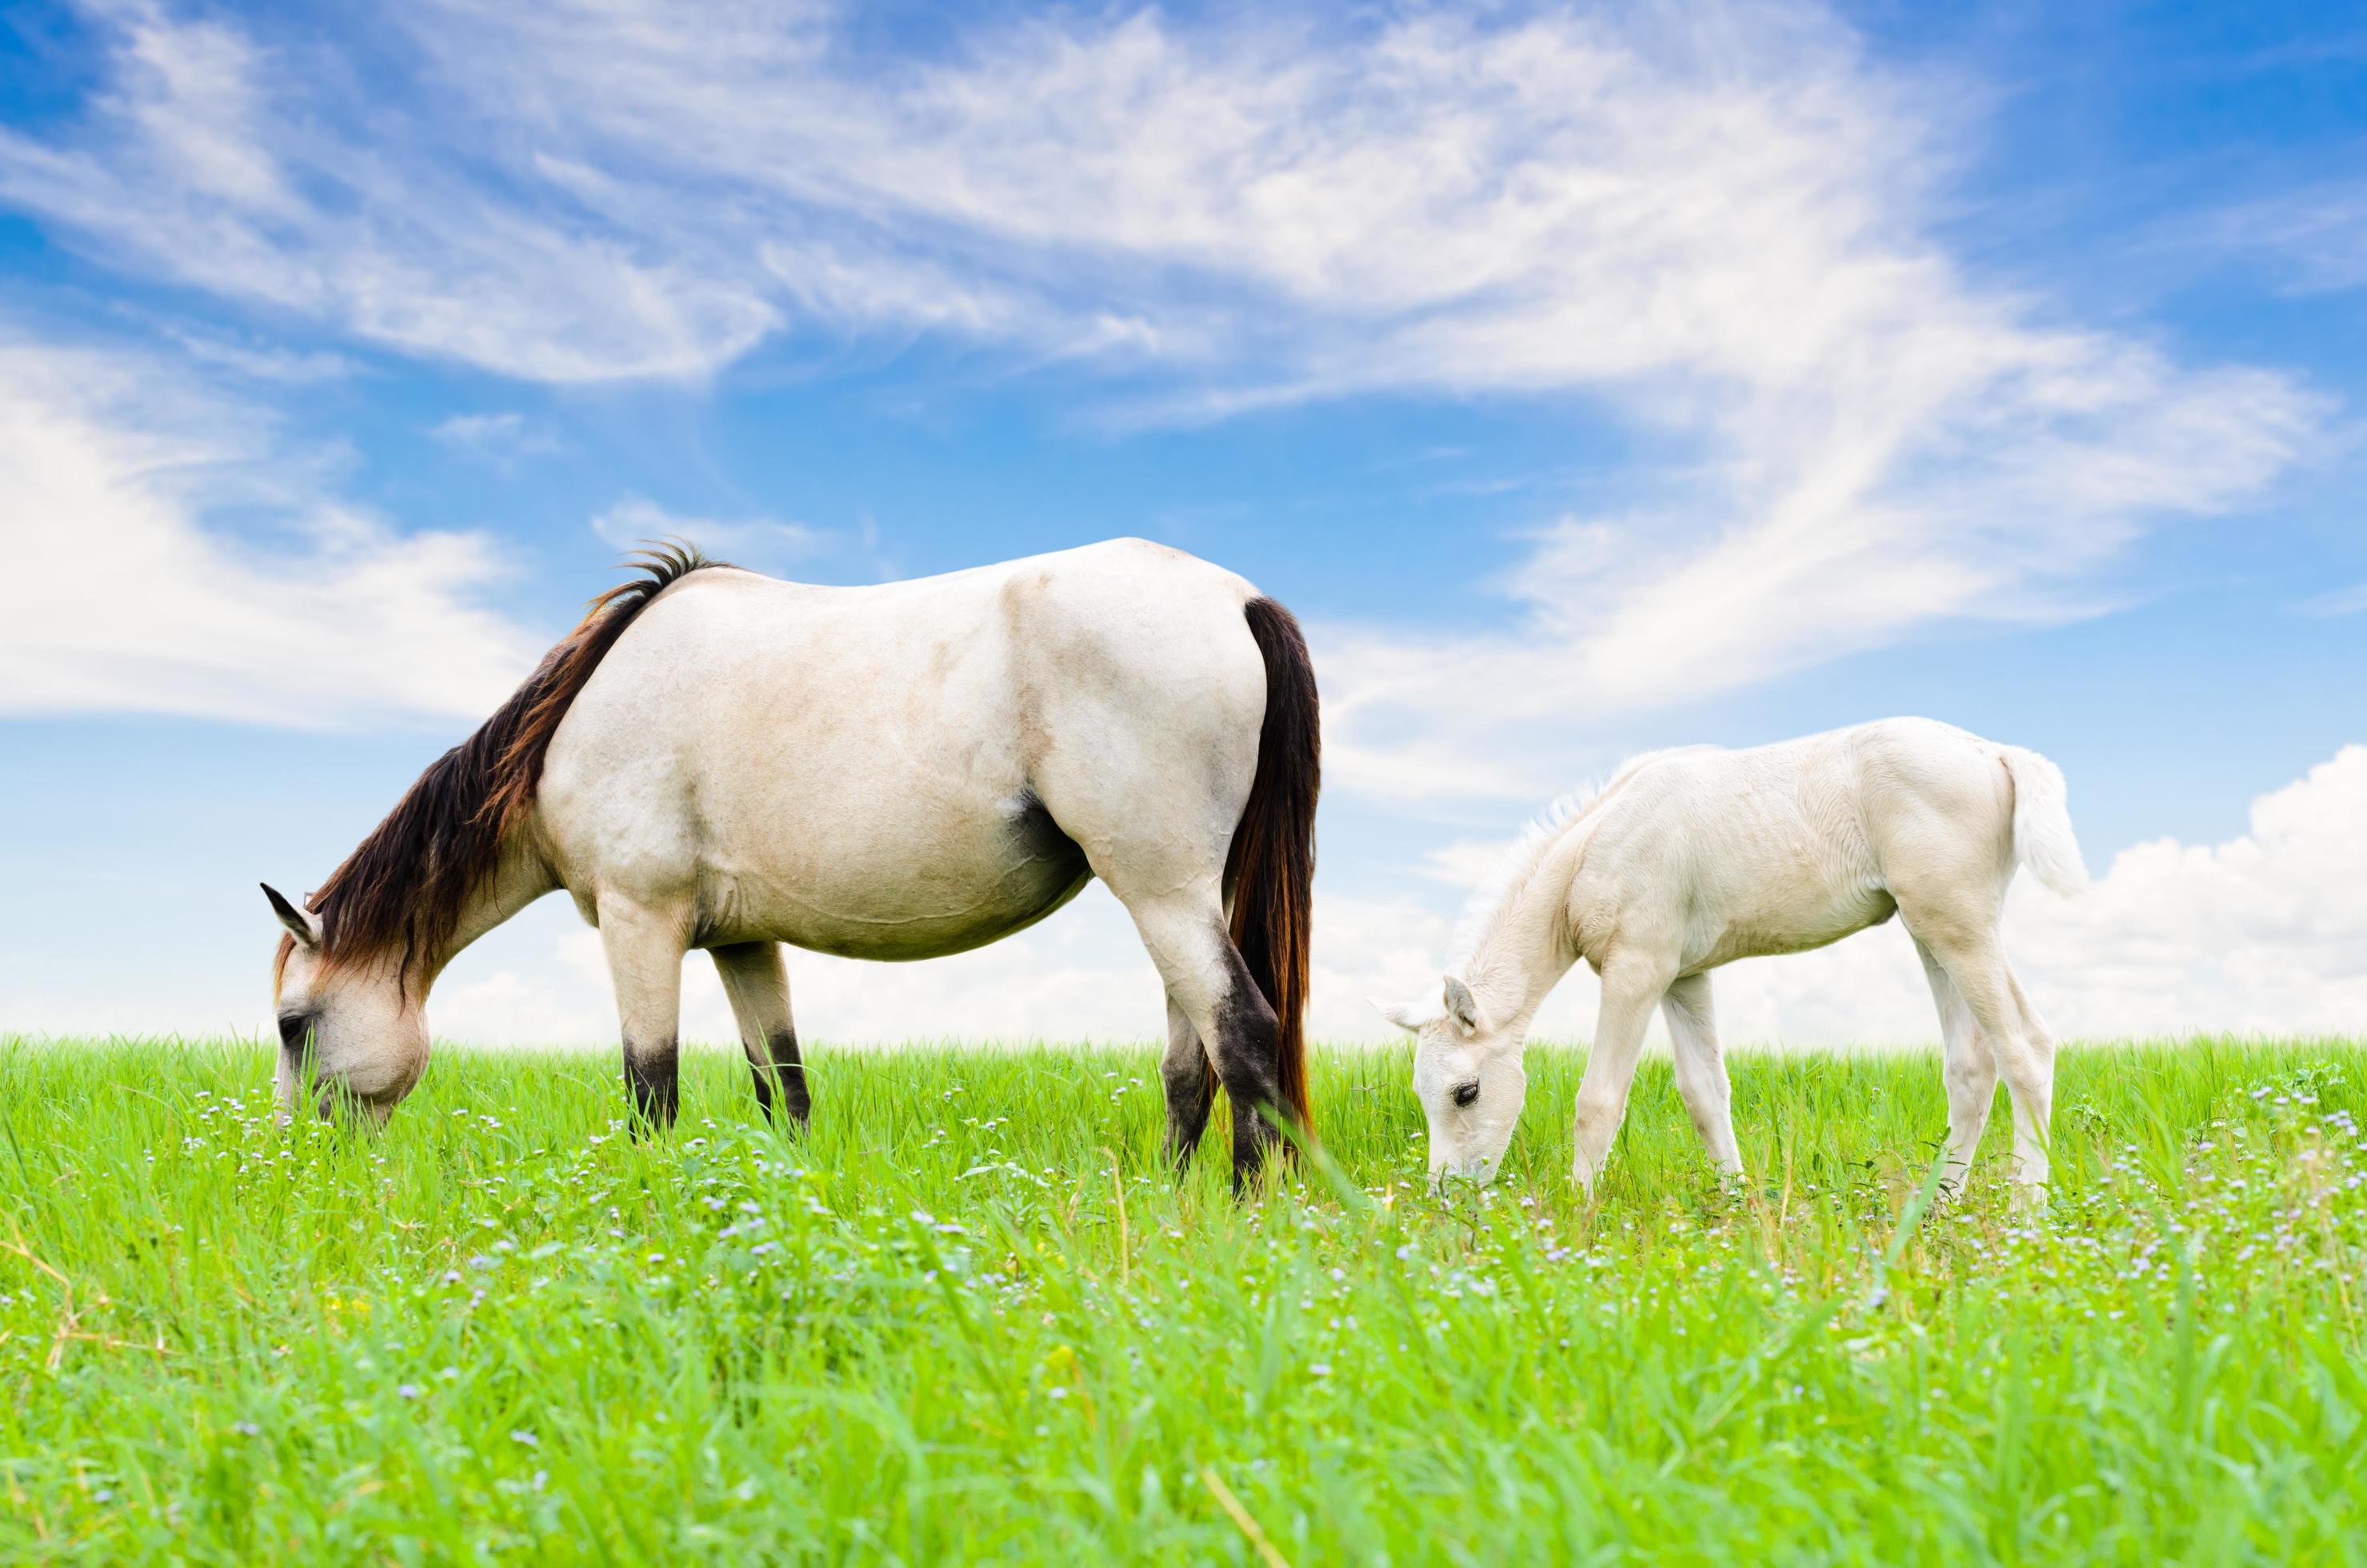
[1661,972,1744,1181]
[599,897,689,1130]
[1572,957,1673,1197]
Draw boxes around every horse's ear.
[1442,974,1487,1037]
[262,883,322,950]
[1373,996,1427,1034]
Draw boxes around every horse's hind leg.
[1661,973,1742,1181]
[1915,936,1997,1198]
[712,940,809,1128]
[598,896,690,1131]
[1160,992,1216,1174]
[1124,892,1286,1192]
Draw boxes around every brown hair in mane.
[297,542,725,984]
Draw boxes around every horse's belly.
[708,796,1093,961]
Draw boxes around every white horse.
[1383,718,2087,1206]
[265,538,1319,1187]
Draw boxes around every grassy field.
[2,1036,2363,1565]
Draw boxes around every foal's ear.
[1372,996,1428,1034]
[262,883,323,950]
[1442,975,1487,1037]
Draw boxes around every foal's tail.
[1227,597,1321,1142]
[1998,744,2089,898]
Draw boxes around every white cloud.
[162,324,355,384]
[430,411,562,463]
[2297,580,2367,617]
[590,494,843,573]
[0,324,540,724]
[0,4,778,381]
[0,3,2325,794]
[2213,182,2367,294]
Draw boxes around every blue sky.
[2,0,2362,1048]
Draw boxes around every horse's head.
[264,883,430,1126]
[1381,974,1529,1189]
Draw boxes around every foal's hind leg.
[598,896,690,1130]
[711,941,809,1128]
[1159,992,1217,1174]
[1661,973,1743,1181]
[1915,937,1997,1199]
[1899,910,2053,1211]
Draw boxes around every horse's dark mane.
[304,542,726,983]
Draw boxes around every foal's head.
[1383,975,1528,1188]
[264,884,430,1125]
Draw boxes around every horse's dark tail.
[1225,596,1321,1146]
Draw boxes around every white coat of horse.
[1383,718,2086,1205]
[265,538,1319,1187]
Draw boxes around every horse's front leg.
[712,940,809,1128]
[598,897,689,1131]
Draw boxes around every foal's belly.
[1690,885,1897,971]
[701,794,1094,961]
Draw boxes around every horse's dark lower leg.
[625,1037,679,1133]
[1209,953,1286,1194]
[750,1026,810,1128]
[1160,997,1214,1175]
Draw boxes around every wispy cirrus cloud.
[2211,181,2367,294]
[0,0,2331,797]
[430,411,563,465]
[2297,580,2367,617]
[0,322,539,726]
[590,494,845,573]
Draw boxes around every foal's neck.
[1461,830,1586,1038]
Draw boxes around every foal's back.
[1577,719,2015,970]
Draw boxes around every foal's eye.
[1452,1081,1481,1109]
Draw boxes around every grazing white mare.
[265,539,1319,1188]
[1384,719,2087,1206]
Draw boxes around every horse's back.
[534,540,1267,957]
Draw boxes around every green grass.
[2,1036,2364,1565]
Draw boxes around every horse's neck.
[422,839,558,992]
[1464,832,1585,1033]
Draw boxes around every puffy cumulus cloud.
[0,326,540,725]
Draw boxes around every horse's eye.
[278,1013,315,1052]
[1452,1081,1481,1109]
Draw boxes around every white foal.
[1384,718,2088,1207]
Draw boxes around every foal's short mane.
[288,542,726,986]
[1452,747,1703,966]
